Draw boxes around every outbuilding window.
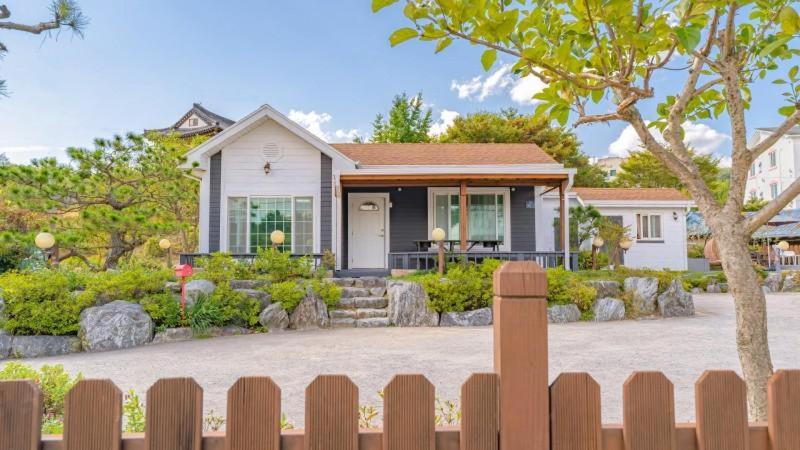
[637,214,662,240]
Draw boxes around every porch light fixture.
[592,236,604,248]
[270,229,285,249]
[432,227,446,274]
[590,236,604,270]
[673,211,679,221]
[263,161,271,175]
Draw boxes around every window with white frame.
[226,196,314,254]
[750,165,756,176]
[770,182,779,199]
[769,151,777,167]
[637,214,662,240]
[431,190,506,245]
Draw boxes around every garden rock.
[623,277,659,314]
[259,303,289,332]
[164,281,181,293]
[690,287,703,294]
[547,304,581,323]
[0,330,11,359]
[10,335,81,358]
[151,327,193,345]
[230,279,269,290]
[781,274,799,292]
[593,298,625,321]
[209,325,252,337]
[289,295,330,330]
[440,308,492,327]
[386,281,439,327]
[718,283,729,292]
[234,289,272,310]
[764,273,781,292]
[184,280,216,307]
[79,301,154,352]
[706,283,722,293]
[585,280,621,299]
[657,280,695,318]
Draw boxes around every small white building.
[745,126,800,208]
[542,188,694,270]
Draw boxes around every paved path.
[8,294,800,426]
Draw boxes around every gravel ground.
[7,293,800,426]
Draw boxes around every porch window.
[226,196,314,254]
[432,192,505,243]
[637,214,662,240]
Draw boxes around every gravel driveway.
[7,293,800,426]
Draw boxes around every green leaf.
[481,49,497,71]
[389,28,419,47]
[760,35,792,57]
[780,6,800,34]
[790,66,799,81]
[372,0,399,13]
[435,37,453,53]
[779,105,797,117]
[674,25,701,52]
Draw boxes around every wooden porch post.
[459,181,468,250]
[558,181,566,252]
[493,261,549,450]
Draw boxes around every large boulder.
[184,280,216,307]
[657,280,695,318]
[79,301,154,352]
[10,335,81,358]
[386,281,439,327]
[623,277,659,314]
[289,295,329,330]
[259,303,289,332]
[234,289,272,310]
[585,280,621,299]
[151,327,193,345]
[593,298,625,321]
[440,308,492,327]
[764,273,781,292]
[0,330,11,359]
[547,304,581,323]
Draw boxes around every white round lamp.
[158,238,171,250]
[35,232,56,250]
[778,240,790,251]
[592,236,605,248]
[619,237,633,250]
[270,230,286,246]
[432,227,446,242]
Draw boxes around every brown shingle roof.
[573,187,689,201]
[330,143,556,166]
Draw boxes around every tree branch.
[744,177,800,234]
[573,112,623,126]
[749,108,800,157]
[0,20,60,35]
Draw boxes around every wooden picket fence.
[1,261,799,450]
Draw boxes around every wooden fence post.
[0,380,42,450]
[492,261,549,450]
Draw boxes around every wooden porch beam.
[460,181,468,251]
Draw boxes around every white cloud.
[333,129,362,143]
[451,64,546,105]
[429,109,460,136]
[0,145,67,164]
[608,121,730,157]
[287,110,332,140]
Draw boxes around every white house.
[181,103,693,273]
[745,126,800,208]
[541,188,693,270]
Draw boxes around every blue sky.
[0,0,791,165]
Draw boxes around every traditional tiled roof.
[147,103,234,138]
[572,187,689,201]
[330,143,556,166]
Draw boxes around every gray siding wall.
[341,187,428,269]
[208,152,222,252]
[320,154,332,253]
[510,187,536,251]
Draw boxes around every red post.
[493,261,549,450]
[174,264,193,319]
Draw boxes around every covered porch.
[338,171,576,272]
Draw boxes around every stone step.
[338,297,388,309]
[330,318,356,328]
[355,317,389,328]
[340,286,386,298]
[330,277,387,289]
[330,309,356,319]
[356,308,387,319]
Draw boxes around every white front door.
[349,194,388,269]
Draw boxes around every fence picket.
[383,374,435,450]
[305,375,358,450]
[695,370,749,450]
[622,372,675,450]
[146,377,203,450]
[768,370,800,450]
[63,379,122,450]
[225,377,280,450]
[460,373,499,450]
[0,380,41,450]
[549,373,602,450]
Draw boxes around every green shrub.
[79,264,172,304]
[194,252,251,285]
[311,279,342,308]
[139,293,182,331]
[423,265,487,313]
[268,280,306,313]
[123,389,146,433]
[578,250,609,270]
[186,294,225,335]
[0,362,83,417]
[0,270,94,335]
[212,284,262,328]
[546,267,596,313]
[252,248,312,281]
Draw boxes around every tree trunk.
[711,221,773,420]
[104,232,128,270]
